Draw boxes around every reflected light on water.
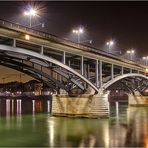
[2,99,148,147]
[103,122,109,147]
[6,99,10,128]
[32,100,35,113]
[47,100,50,113]
[48,118,55,147]
[16,100,22,128]
[6,99,10,114]
[17,99,22,114]
[145,136,148,148]
[11,99,14,114]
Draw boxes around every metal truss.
[102,73,148,95]
[0,44,99,93]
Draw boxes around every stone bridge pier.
[51,92,110,118]
[128,92,148,106]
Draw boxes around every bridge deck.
[0,19,146,73]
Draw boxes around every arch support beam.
[0,44,99,93]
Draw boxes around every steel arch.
[101,73,148,91]
[0,44,99,93]
[0,56,69,92]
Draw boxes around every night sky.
[0,1,148,56]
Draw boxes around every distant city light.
[25,34,30,40]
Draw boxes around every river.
[0,98,147,147]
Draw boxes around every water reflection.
[46,104,148,147]
[0,99,148,147]
[126,107,148,147]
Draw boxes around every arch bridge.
[0,20,147,117]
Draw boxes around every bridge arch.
[0,44,99,93]
[101,73,148,93]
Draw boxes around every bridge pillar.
[99,60,103,87]
[128,92,148,106]
[51,92,110,118]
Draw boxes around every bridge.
[0,19,147,118]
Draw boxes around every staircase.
[90,94,110,118]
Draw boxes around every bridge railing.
[0,19,146,69]
[0,19,88,50]
[0,19,122,56]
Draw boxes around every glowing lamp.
[25,34,30,40]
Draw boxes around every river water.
[0,99,148,147]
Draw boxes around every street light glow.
[106,40,114,53]
[24,8,37,16]
[126,49,135,60]
[23,7,39,28]
[131,50,134,53]
[72,28,84,34]
[79,28,84,33]
[127,49,135,54]
[30,9,37,16]
[106,42,109,45]
[106,40,114,46]
[143,57,146,60]
[143,56,148,60]
[110,41,114,45]
[72,27,84,43]
[24,11,29,16]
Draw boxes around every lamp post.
[72,27,84,43]
[24,8,37,28]
[126,49,135,60]
[142,56,148,65]
[106,40,114,53]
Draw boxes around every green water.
[0,100,148,147]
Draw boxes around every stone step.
[91,112,109,114]
[92,108,108,110]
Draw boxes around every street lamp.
[106,40,114,53]
[126,49,135,60]
[72,27,84,43]
[24,8,37,28]
[142,56,148,65]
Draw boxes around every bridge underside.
[102,74,148,97]
[0,52,89,94]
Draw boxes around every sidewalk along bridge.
[0,19,147,118]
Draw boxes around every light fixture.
[25,34,30,40]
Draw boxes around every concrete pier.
[128,93,148,106]
[51,93,109,118]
